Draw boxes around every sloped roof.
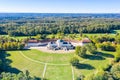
[28,40,39,43]
[81,38,91,43]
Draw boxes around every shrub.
[110,63,120,73]
[76,75,85,80]
[75,46,87,57]
[115,45,120,61]
[84,70,112,80]
[98,42,116,51]
[85,43,97,54]
[112,71,120,79]
[35,34,42,40]
[70,57,79,66]
[115,34,120,44]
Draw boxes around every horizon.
[0,12,120,14]
[0,0,120,13]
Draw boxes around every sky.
[0,0,120,13]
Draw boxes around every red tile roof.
[28,40,39,43]
[81,38,91,43]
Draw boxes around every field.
[7,49,116,80]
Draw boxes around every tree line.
[0,16,120,36]
[0,36,25,50]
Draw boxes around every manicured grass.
[45,65,72,80]
[7,51,45,77]
[74,51,115,79]
[74,59,109,78]
[6,49,116,80]
[114,30,120,33]
[21,49,74,64]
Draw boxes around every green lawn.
[6,49,116,80]
[45,65,72,80]
[7,51,45,77]
[74,50,115,79]
[114,30,120,33]
[21,49,74,64]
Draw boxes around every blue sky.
[0,0,120,13]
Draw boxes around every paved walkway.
[42,63,47,79]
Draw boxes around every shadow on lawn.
[0,51,41,80]
[6,49,31,51]
[84,54,105,60]
[97,52,114,58]
[75,63,95,70]
[0,51,21,74]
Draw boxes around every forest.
[0,13,120,36]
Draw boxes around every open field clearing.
[6,49,116,80]
[7,51,45,77]
[45,65,72,80]
[21,49,74,64]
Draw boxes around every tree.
[115,34,120,44]
[1,72,39,80]
[110,63,120,79]
[115,45,120,61]
[56,32,64,39]
[111,63,120,73]
[86,43,97,54]
[76,75,85,80]
[75,46,87,57]
[41,34,47,39]
[35,34,42,40]
[98,42,116,51]
[17,43,25,50]
[0,37,25,50]
[49,34,55,39]
[70,57,79,66]
[84,70,112,80]
[112,71,120,80]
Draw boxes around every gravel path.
[28,46,75,53]
[25,42,80,54]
